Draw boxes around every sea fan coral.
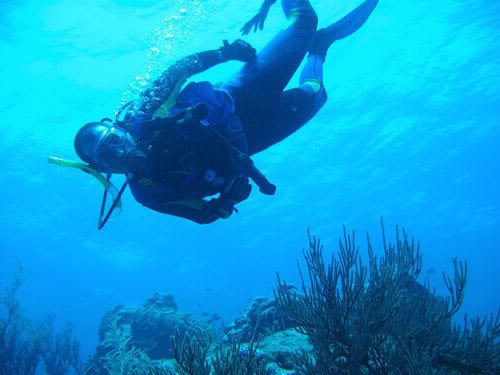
[274,221,499,374]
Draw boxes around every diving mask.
[74,121,136,173]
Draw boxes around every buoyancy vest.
[128,81,247,209]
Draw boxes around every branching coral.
[436,311,500,374]
[171,328,212,374]
[211,331,263,375]
[171,327,264,375]
[84,317,174,375]
[99,320,157,375]
[0,266,82,375]
[275,221,499,374]
[43,319,82,374]
[0,266,50,375]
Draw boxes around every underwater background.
[0,0,499,365]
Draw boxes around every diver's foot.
[308,28,333,61]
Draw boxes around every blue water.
[1,0,499,362]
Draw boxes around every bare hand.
[241,0,276,35]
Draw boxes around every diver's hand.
[207,198,233,219]
[241,0,277,35]
[220,39,256,62]
[209,177,251,219]
[221,175,252,205]
[232,152,276,195]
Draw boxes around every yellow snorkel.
[48,156,128,230]
[48,157,119,196]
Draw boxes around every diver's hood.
[74,120,136,174]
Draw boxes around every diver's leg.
[224,0,318,101]
[246,54,327,154]
[244,0,379,154]
[310,0,379,60]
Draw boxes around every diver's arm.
[175,39,257,77]
[151,198,234,224]
[138,40,256,117]
[149,176,252,224]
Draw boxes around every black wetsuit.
[124,0,378,223]
[222,0,327,155]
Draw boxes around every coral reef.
[131,292,189,359]
[0,266,82,375]
[100,320,158,374]
[274,223,500,374]
[224,295,296,343]
[257,329,311,374]
[84,292,269,375]
[84,292,210,374]
[6,222,497,375]
[43,319,82,374]
[82,222,498,375]
[171,326,264,374]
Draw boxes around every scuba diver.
[60,0,379,228]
